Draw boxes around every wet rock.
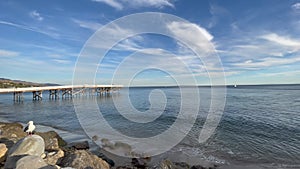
[131,158,147,169]
[44,149,64,165]
[190,165,218,169]
[93,150,115,167]
[116,166,138,169]
[36,131,67,150]
[15,155,49,169]
[190,164,218,169]
[0,143,7,163]
[4,135,45,169]
[67,140,90,150]
[58,150,110,169]
[174,162,190,169]
[190,165,206,169]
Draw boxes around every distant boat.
[234,84,237,88]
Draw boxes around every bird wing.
[23,125,29,132]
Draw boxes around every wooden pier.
[0,85,122,101]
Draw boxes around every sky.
[0,0,300,86]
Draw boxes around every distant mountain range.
[0,78,60,88]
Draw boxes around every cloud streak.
[92,0,174,10]
[0,20,60,39]
[0,49,19,57]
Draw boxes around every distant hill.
[0,78,60,88]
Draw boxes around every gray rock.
[44,149,64,165]
[36,131,67,150]
[4,135,45,169]
[15,155,48,169]
[58,150,110,169]
[159,160,174,169]
[8,135,45,157]
[174,162,190,169]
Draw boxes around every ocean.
[0,85,299,168]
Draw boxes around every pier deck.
[0,85,122,101]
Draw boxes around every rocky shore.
[0,122,220,169]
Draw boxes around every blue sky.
[0,0,300,86]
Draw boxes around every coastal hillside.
[0,78,59,88]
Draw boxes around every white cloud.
[167,21,214,54]
[219,32,300,70]
[52,59,71,64]
[92,0,173,10]
[292,3,300,10]
[261,33,300,49]
[232,56,300,69]
[0,49,19,57]
[29,10,43,21]
[72,19,103,31]
[92,0,123,10]
[122,0,174,8]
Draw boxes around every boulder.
[36,131,67,150]
[7,135,45,157]
[4,135,45,169]
[15,155,49,169]
[0,122,26,142]
[67,140,90,150]
[116,166,138,169]
[93,150,115,167]
[190,164,218,169]
[159,160,174,169]
[0,143,7,163]
[58,150,110,169]
[173,162,190,169]
[44,149,64,165]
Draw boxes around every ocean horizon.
[0,84,299,168]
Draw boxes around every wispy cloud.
[208,4,230,28]
[0,20,60,39]
[219,31,300,69]
[92,0,174,10]
[292,2,300,10]
[29,10,44,21]
[232,56,300,69]
[261,33,300,50]
[92,0,123,10]
[167,21,214,52]
[72,19,103,31]
[52,59,72,64]
[0,49,19,57]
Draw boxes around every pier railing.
[0,85,122,101]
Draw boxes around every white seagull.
[24,121,36,135]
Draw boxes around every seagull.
[24,121,36,135]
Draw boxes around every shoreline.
[0,121,221,169]
[0,121,298,169]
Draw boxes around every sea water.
[0,85,299,168]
